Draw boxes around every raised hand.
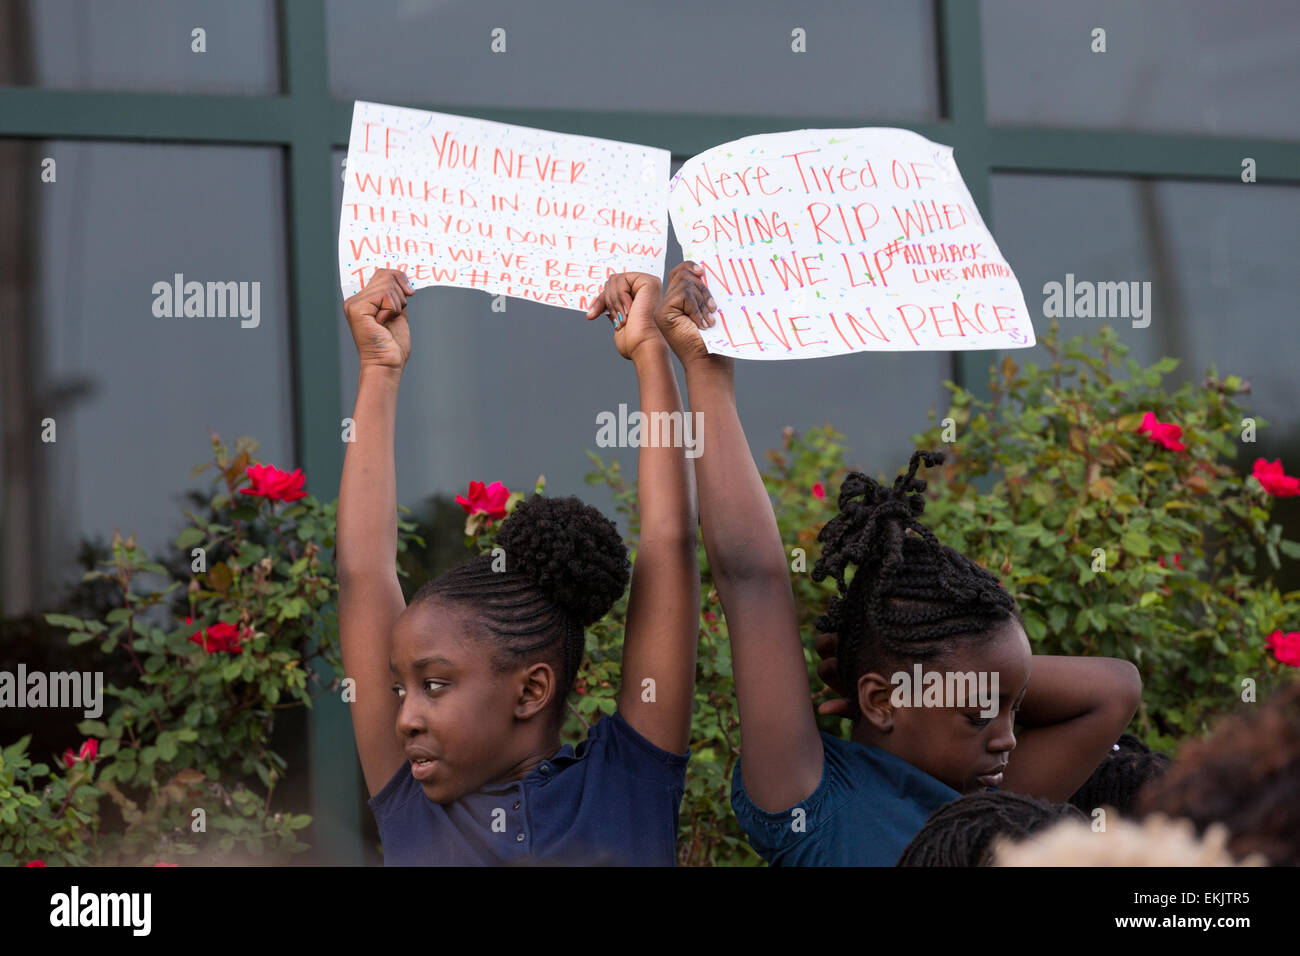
[655,261,717,366]
[813,631,857,718]
[344,268,414,371]
[585,271,664,361]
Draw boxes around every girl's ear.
[514,662,556,722]
[857,672,895,731]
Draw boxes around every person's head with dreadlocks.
[1068,733,1173,818]
[811,449,1032,795]
[896,790,1086,866]
[391,494,629,804]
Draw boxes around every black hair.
[896,791,1086,866]
[1068,733,1173,817]
[811,450,1020,698]
[410,494,629,717]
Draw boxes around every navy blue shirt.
[368,709,689,866]
[731,731,959,866]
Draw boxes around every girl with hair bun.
[337,268,700,865]
[652,261,1143,866]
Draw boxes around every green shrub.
[3,432,421,865]
[910,321,1298,752]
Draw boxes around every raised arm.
[586,273,699,753]
[1000,655,1142,802]
[337,268,414,796]
[655,262,824,810]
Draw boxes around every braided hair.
[411,494,629,717]
[1068,733,1173,817]
[896,790,1086,866]
[812,449,1020,698]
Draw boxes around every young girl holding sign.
[652,261,1142,866]
[337,268,699,865]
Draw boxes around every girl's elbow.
[1108,658,1142,717]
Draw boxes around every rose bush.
[1,432,422,865]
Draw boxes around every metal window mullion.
[281,0,362,867]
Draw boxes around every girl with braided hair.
[337,268,699,865]
[653,261,1141,866]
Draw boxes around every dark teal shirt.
[368,710,688,866]
[731,731,959,865]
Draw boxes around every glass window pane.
[989,172,1300,518]
[1,0,280,95]
[333,148,951,530]
[326,0,939,121]
[982,0,1300,139]
[0,140,294,612]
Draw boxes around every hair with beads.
[896,790,1086,866]
[1068,733,1172,817]
[812,449,1021,699]
[410,494,630,718]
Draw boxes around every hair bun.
[494,494,630,626]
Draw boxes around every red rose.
[239,463,307,502]
[189,620,245,655]
[1252,459,1300,497]
[455,481,510,521]
[26,860,45,867]
[1136,412,1186,452]
[153,862,179,867]
[1156,554,1184,570]
[64,737,99,768]
[1266,630,1300,667]
[812,482,826,500]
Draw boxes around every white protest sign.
[667,128,1035,358]
[339,101,670,310]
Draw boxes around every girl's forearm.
[682,359,787,581]
[631,342,696,542]
[1017,656,1141,728]
[337,365,402,581]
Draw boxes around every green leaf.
[174,527,206,550]
[1121,531,1150,558]
[157,735,178,761]
[44,613,86,630]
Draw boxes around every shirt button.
[512,800,520,810]
[515,832,525,843]
[539,763,550,776]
